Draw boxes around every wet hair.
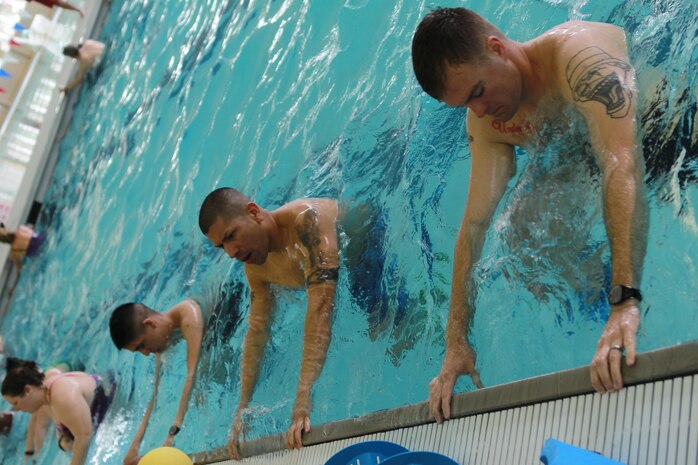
[0,227,15,244]
[5,357,39,373]
[109,302,157,349]
[411,7,504,99]
[1,363,44,397]
[62,45,80,58]
[198,188,252,235]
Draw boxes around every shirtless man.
[109,299,204,448]
[60,39,105,92]
[198,188,338,458]
[411,8,648,422]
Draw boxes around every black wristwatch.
[168,425,181,436]
[608,285,642,305]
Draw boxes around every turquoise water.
[1,0,697,462]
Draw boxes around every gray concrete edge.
[191,340,698,464]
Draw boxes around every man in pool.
[60,39,105,92]
[198,188,338,457]
[411,8,648,422]
[109,299,205,447]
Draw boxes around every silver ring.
[610,344,624,352]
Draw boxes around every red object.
[9,39,19,47]
[0,88,5,93]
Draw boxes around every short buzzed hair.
[411,7,504,99]
[109,303,156,349]
[62,45,80,58]
[198,187,252,235]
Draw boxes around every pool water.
[1,0,697,462]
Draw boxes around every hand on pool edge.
[286,406,310,449]
[429,340,484,423]
[226,409,244,461]
[590,301,640,394]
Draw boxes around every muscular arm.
[285,205,339,448]
[237,279,274,410]
[167,300,203,440]
[562,31,648,392]
[430,117,515,422]
[123,355,161,465]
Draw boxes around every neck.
[263,209,285,252]
[510,40,547,104]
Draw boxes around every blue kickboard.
[324,440,409,465]
[380,451,460,465]
[541,439,626,465]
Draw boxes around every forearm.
[173,374,195,426]
[295,288,335,407]
[602,149,647,286]
[68,434,92,465]
[446,221,488,346]
[238,328,270,408]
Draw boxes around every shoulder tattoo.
[565,46,633,118]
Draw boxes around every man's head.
[198,188,271,265]
[109,303,170,355]
[412,8,522,121]
[62,45,80,58]
[412,8,504,99]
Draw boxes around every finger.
[293,421,303,449]
[593,351,613,392]
[608,346,624,391]
[285,427,292,449]
[471,371,484,389]
[590,365,604,393]
[304,417,311,433]
[441,374,457,420]
[428,379,444,423]
[624,329,637,367]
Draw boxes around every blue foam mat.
[541,439,626,465]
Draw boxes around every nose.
[223,243,238,260]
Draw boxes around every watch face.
[609,286,623,304]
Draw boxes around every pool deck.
[0,0,110,317]
[193,340,698,465]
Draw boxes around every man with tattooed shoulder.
[411,8,648,422]
[198,188,339,458]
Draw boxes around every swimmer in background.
[109,299,206,447]
[198,188,339,458]
[0,223,45,272]
[60,39,105,92]
[25,0,84,17]
[1,362,116,465]
[411,8,648,422]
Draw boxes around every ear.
[246,202,263,222]
[486,36,504,56]
[143,317,157,329]
[24,385,31,396]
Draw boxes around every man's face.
[124,322,169,356]
[205,207,270,265]
[439,53,523,122]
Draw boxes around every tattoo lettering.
[566,46,632,118]
[306,267,339,286]
[491,119,533,134]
